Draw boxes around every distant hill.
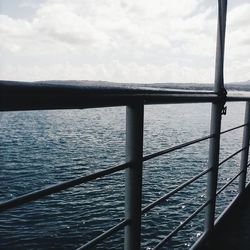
[30,79,250,91]
[144,80,250,91]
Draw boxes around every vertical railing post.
[125,103,144,250]
[239,101,250,194]
[205,0,227,234]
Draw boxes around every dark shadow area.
[201,184,250,250]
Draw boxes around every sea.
[0,100,249,249]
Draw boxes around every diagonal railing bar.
[216,169,244,197]
[142,146,247,216]
[142,167,212,214]
[143,124,246,163]
[220,123,248,135]
[143,135,214,162]
[0,133,246,213]
[0,162,130,212]
[216,163,250,197]
[76,219,129,250]
[153,199,211,250]
[218,146,247,168]
[0,125,246,213]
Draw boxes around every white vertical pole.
[205,0,227,234]
[239,101,250,194]
[125,103,144,250]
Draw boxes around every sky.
[0,0,249,83]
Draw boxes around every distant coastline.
[1,79,250,91]
[148,80,250,91]
[37,80,250,91]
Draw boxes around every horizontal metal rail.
[76,219,129,250]
[1,81,250,112]
[142,167,212,214]
[153,199,211,250]
[0,81,220,111]
[227,94,250,102]
[0,162,130,212]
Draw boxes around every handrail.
[227,94,250,102]
[1,81,250,112]
[3,80,249,111]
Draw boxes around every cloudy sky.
[0,0,249,83]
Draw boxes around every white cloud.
[0,0,249,83]
[227,3,250,29]
[0,14,32,53]
[0,60,213,84]
[33,2,109,47]
[224,3,250,82]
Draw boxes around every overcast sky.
[0,0,249,83]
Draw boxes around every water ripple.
[0,103,247,249]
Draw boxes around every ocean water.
[0,101,248,249]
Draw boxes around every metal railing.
[1,0,250,249]
[1,87,249,250]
